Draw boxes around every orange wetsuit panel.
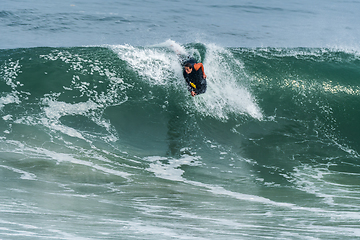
[193,63,205,75]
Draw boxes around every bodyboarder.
[181,58,207,97]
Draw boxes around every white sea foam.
[144,154,295,208]
[40,97,99,140]
[144,152,360,223]
[16,49,131,142]
[110,44,178,86]
[0,59,22,89]
[192,43,263,120]
[0,59,23,110]
[290,163,360,209]
[153,39,188,56]
[0,140,132,179]
[0,93,20,110]
[0,165,37,181]
[144,155,202,182]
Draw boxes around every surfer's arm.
[186,81,196,92]
[185,78,196,96]
[183,72,195,91]
[183,71,197,96]
[186,82,197,96]
[193,63,207,79]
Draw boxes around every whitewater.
[1,0,360,239]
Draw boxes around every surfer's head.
[184,63,193,74]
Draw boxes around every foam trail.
[193,43,263,120]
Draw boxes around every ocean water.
[1,1,360,240]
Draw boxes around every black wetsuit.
[182,58,207,95]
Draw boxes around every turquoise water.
[1,1,360,239]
